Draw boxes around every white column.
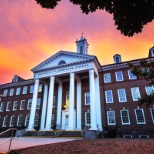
[89,69,97,130]
[45,76,55,130]
[68,73,75,130]
[76,79,82,130]
[95,76,103,131]
[27,79,39,130]
[40,84,48,130]
[56,82,63,129]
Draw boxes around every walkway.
[0,137,76,153]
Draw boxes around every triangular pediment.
[31,51,96,72]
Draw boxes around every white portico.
[27,36,103,131]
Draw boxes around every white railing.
[0,128,18,152]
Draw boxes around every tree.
[35,0,154,37]
[129,60,154,106]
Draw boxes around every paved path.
[0,137,76,153]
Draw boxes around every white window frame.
[34,115,39,126]
[128,70,137,80]
[36,98,41,109]
[131,87,141,101]
[30,85,34,93]
[17,115,23,127]
[120,110,130,125]
[115,71,123,81]
[25,115,30,126]
[85,92,90,105]
[23,86,28,94]
[38,84,43,92]
[117,89,127,102]
[85,112,91,126]
[3,116,8,127]
[27,99,32,110]
[0,102,5,112]
[104,73,111,83]
[135,109,146,124]
[107,110,116,125]
[9,88,14,96]
[20,100,25,110]
[13,101,18,111]
[105,90,113,103]
[6,101,11,111]
[16,87,21,95]
[3,89,8,97]
[150,108,154,124]
[10,116,15,127]
[145,86,154,95]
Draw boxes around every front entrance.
[61,110,76,130]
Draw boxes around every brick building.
[0,36,154,138]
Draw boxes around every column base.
[26,128,35,131]
[44,129,53,131]
[89,127,98,131]
[67,127,75,131]
[39,129,46,131]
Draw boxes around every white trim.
[128,70,137,80]
[134,108,146,124]
[150,108,154,124]
[104,73,111,83]
[123,135,133,138]
[107,110,116,125]
[105,90,113,103]
[23,86,28,94]
[25,115,30,126]
[16,87,21,95]
[120,109,130,125]
[10,116,15,127]
[6,101,11,111]
[17,115,23,127]
[9,88,14,96]
[139,135,149,138]
[85,111,91,126]
[3,116,8,127]
[84,92,90,105]
[115,71,123,81]
[0,102,5,112]
[117,89,127,102]
[27,99,32,110]
[131,87,141,101]
[20,100,25,110]
[13,101,18,111]
[3,89,8,97]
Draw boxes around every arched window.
[58,60,66,65]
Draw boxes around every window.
[118,89,127,102]
[25,115,30,126]
[3,116,9,127]
[120,110,130,124]
[6,101,11,111]
[115,71,123,81]
[135,109,146,124]
[131,87,141,101]
[13,101,18,110]
[51,114,55,126]
[16,87,21,95]
[145,86,154,95]
[10,116,15,127]
[107,110,116,125]
[150,108,154,123]
[85,112,91,126]
[17,115,23,127]
[104,73,111,83]
[3,89,8,97]
[128,70,137,80]
[0,102,5,112]
[27,99,32,109]
[38,84,43,92]
[80,46,83,53]
[34,115,39,126]
[58,60,66,65]
[85,92,90,105]
[9,88,14,96]
[105,90,113,103]
[23,86,28,94]
[36,98,41,109]
[30,85,34,93]
[53,96,56,107]
[20,100,25,110]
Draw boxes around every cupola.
[76,34,89,54]
[148,46,154,58]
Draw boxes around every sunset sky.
[0,0,154,84]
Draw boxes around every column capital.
[50,76,55,81]
[35,79,39,84]
[89,69,94,75]
[70,72,75,78]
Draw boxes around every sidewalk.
[0,137,76,153]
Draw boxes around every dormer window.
[113,54,122,63]
[13,76,18,83]
[58,60,66,65]
[148,47,154,58]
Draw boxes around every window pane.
[13,101,18,110]
[30,85,34,93]
[27,99,32,109]
[3,89,8,97]
[85,92,90,105]
[131,87,141,101]
[135,109,146,124]
[104,73,111,83]
[9,88,14,96]
[118,89,127,102]
[115,71,123,81]
[16,87,21,95]
[36,98,41,109]
[20,100,25,110]
[120,110,130,124]
[23,86,28,94]
[107,111,115,125]
[128,70,137,80]
[105,90,113,103]
[6,101,11,111]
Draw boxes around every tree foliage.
[35,0,154,37]
[129,60,154,106]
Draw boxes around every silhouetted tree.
[35,0,154,37]
[129,60,154,106]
